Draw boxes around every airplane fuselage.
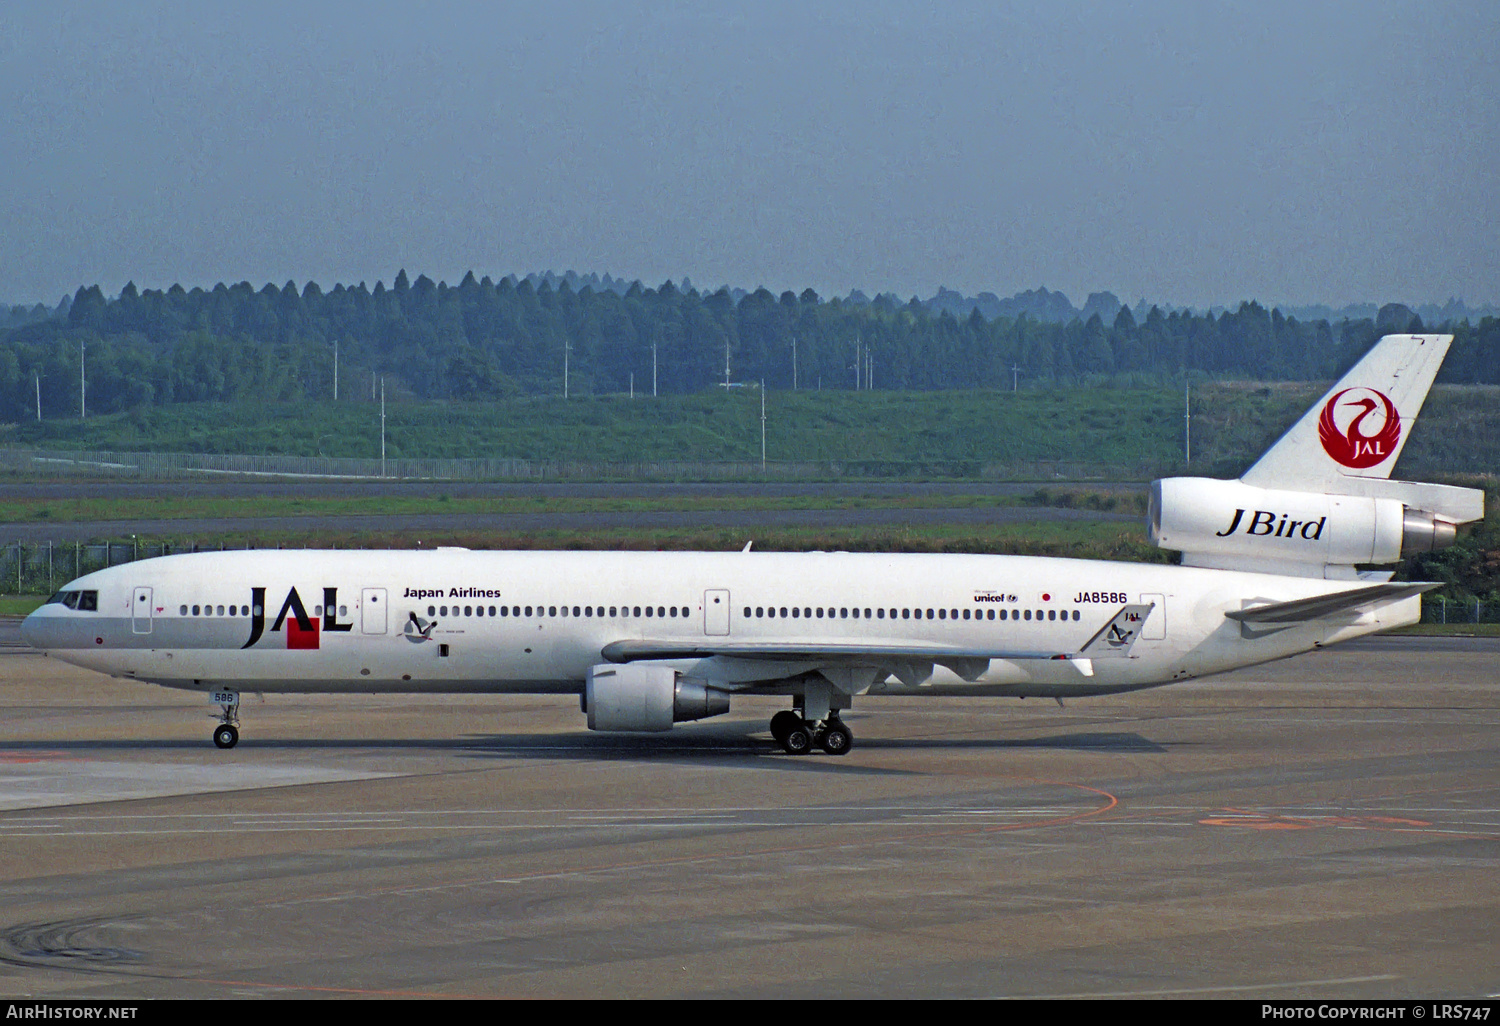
[24,547,1415,701]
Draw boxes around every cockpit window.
[44,590,96,611]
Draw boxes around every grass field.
[0,487,1149,525]
[4,382,1497,479]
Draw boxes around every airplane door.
[362,588,388,634]
[704,589,730,636]
[132,587,152,634]
[1140,593,1166,640]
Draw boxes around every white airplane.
[23,334,1484,754]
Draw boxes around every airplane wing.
[601,603,1155,681]
[1224,582,1437,626]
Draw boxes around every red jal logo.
[1317,387,1401,469]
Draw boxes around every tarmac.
[1,633,1496,999]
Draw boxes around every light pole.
[791,335,797,390]
[1184,380,1192,464]
[652,341,658,397]
[380,377,386,478]
[760,380,766,472]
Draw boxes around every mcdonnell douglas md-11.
[24,334,1483,754]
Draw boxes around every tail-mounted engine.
[584,663,730,732]
[1149,477,1473,578]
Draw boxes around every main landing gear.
[211,689,240,749]
[769,709,853,756]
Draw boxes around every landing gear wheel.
[781,722,814,755]
[819,721,852,755]
[213,724,239,749]
[769,710,802,745]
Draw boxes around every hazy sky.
[2,1,1495,308]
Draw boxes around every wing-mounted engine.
[583,663,730,732]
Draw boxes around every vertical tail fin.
[1241,334,1450,490]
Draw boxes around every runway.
[1,636,1496,998]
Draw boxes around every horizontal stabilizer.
[1225,582,1437,626]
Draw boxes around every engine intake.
[584,664,730,732]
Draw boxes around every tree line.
[1,271,1496,420]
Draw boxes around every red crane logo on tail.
[1317,388,1401,469]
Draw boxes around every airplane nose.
[19,609,42,650]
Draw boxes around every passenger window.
[755,607,763,618]
[876,609,884,619]
[1023,609,1031,620]
[779,607,787,617]
[193,605,201,616]
[791,608,800,618]
[464,606,472,616]
[572,606,580,617]
[1073,610,1080,621]
[962,609,970,620]
[429,606,436,617]
[988,609,995,620]
[816,608,824,618]
[180,605,188,615]
[217,606,225,616]
[938,609,946,620]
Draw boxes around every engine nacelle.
[1149,477,1458,573]
[584,664,730,732]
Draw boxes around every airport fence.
[0,446,1168,483]
[0,539,258,595]
[1420,594,1500,625]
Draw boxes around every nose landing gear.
[210,689,240,749]
[769,709,852,756]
